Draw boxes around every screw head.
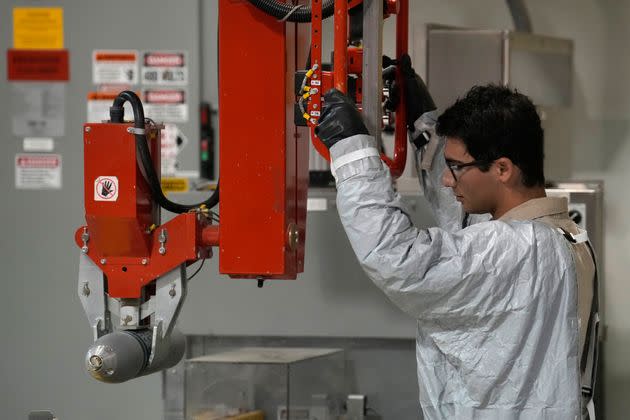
[141,258,148,265]
[81,246,89,254]
[169,287,176,297]
[100,258,106,264]
[85,127,91,133]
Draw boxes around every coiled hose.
[247,0,335,22]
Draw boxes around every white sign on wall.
[142,89,188,122]
[141,51,188,86]
[92,50,139,84]
[15,153,62,189]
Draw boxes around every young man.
[315,55,598,419]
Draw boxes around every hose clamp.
[127,127,146,135]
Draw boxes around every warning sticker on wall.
[15,153,62,189]
[92,50,138,85]
[141,51,188,86]
[94,176,119,201]
[160,123,189,176]
[13,7,64,50]
[143,89,188,122]
[161,177,189,193]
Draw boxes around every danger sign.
[15,153,62,189]
[94,176,119,201]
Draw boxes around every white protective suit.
[328,114,597,419]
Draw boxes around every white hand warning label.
[94,176,119,201]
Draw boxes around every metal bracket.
[154,264,187,339]
[78,254,110,341]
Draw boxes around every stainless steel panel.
[427,27,573,108]
[427,29,504,110]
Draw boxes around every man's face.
[442,137,499,214]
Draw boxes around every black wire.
[187,258,206,281]
[109,91,219,213]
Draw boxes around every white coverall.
[328,122,597,419]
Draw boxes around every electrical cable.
[278,4,303,22]
[109,91,219,213]
[187,258,206,281]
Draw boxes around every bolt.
[81,246,89,254]
[89,355,103,371]
[141,258,148,265]
[122,315,132,326]
[169,285,176,297]
[85,127,91,133]
[313,104,318,109]
[159,247,166,255]
[82,282,90,296]
[100,258,107,264]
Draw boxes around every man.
[315,55,598,419]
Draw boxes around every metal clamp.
[126,127,146,135]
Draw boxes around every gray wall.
[2,1,630,419]
[0,0,200,419]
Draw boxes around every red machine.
[76,0,409,383]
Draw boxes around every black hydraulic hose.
[246,0,335,23]
[109,91,220,213]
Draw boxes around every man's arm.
[330,134,542,318]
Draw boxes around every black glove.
[383,54,436,143]
[315,89,369,149]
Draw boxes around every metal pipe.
[201,225,220,246]
[333,0,348,93]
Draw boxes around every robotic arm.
[76,91,220,382]
[76,0,409,384]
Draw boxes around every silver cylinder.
[85,328,185,383]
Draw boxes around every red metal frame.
[380,0,408,178]
[308,0,409,179]
[77,122,217,298]
[217,0,306,279]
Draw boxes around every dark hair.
[436,84,545,187]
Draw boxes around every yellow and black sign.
[13,7,64,50]
[161,177,189,193]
